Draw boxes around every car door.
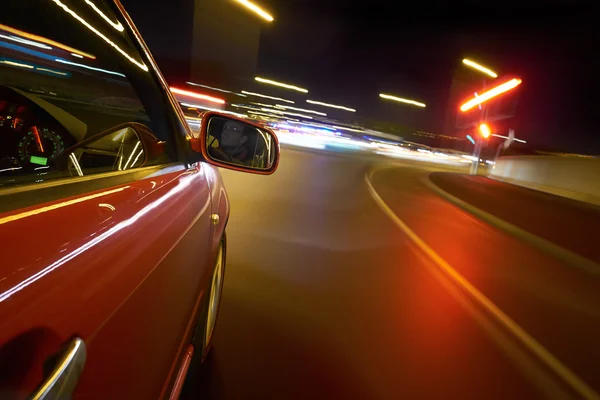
[0,1,213,398]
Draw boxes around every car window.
[0,0,181,193]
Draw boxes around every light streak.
[0,33,52,49]
[460,78,522,112]
[462,58,498,78]
[55,58,125,77]
[170,87,225,104]
[186,81,247,97]
[255,76,307,93]
[379,93,426,107]
[306,99,355,112]
[51,0,147,70]
[274,104,326,116]
[0,23,94,58]
[85,0,124,31]
[233,0,274,22]
[241,91,294,104]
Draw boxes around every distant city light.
[462,58,498,78]
[379,93,426,108]
[274,104,326,116]
[255,77,308,93]
[170,87,225,104]
[234,0,274,22]
[306,99,356,112]
[242,90,294,104]
[460,78,522,112]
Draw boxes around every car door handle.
[31,337,87,400]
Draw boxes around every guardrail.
[489,155,600,206]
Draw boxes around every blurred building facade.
[123,0,262,90]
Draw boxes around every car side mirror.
[189,112,279,174]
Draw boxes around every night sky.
[255,1,599,153]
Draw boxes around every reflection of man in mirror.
[208,120,250,165]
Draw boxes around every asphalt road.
[182,147,600,399]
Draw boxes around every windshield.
[0,0,179,187]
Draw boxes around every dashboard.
[0,87,76,175]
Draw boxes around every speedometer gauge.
[18,126,64,165]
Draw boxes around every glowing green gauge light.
[30,156,48,166]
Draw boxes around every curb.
[421,174,600,278]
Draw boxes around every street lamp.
[479,123,491,139]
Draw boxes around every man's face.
[221,121,246,147]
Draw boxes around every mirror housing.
[189,112,279,175]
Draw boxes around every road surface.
[182,147,600,399]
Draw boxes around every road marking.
[365,168,600,400]
[421,174,600,278]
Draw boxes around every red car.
[0,1,279,399]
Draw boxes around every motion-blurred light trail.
[181,103,246,118]
[242,91,295,104]
[187,81,247,97]
[255,77,308,93]
[233,0,274,22]
[492,133,527,143]
[462,58,498,78]
[379,93,426,108]
[306,99,356,112]
[170,87,225,104]
[0,23,94,58]
[460,78,522,112]
[274,105,326,116]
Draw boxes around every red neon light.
[170,87,225,104]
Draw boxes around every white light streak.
[462,58,498,78]
[55,58,125,76]
[186,81,247,97]
[306,99,356,112]
[0,33,52,49]
[255,77,308,93]
[0,60,33,69]
[51,0,148,71]
[234,0,274,22]
[85,0,124,31]
[379,93,426,108]
[241,91,294,104]
[274,104,326,116]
